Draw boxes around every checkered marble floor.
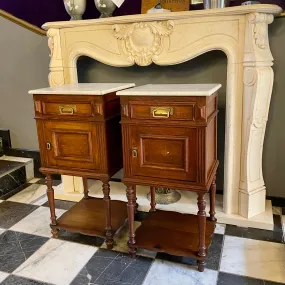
[0,179,285,285]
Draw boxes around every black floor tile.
[42,199,76,210]
[0,166,26,198]
[225,215,283,243]
[217,272,285,285]
[135,211,150,222]
[1,275,53,285]
[0,201,38,229]
[57,229,105,247]
[37,178,61,186]
[0,231,48,273]
[156,233,223,271]
[71,249,153,285]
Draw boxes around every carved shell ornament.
[113,21,174,66]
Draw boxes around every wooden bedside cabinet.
[29,83,134,249]
[117,84,221,271]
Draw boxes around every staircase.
[0,156,34,199]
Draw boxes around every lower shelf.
[55,197,128,238]
[133,210,216,259]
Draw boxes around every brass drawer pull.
[132,147,138,158]
[59,104,76,115]
[151,107,173,118]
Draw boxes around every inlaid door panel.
[43,121,100,170]
[130,125,198,181]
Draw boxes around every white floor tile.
[214,223,226,235]
[14,239,97,285]
[28,178,41,184]
[8,184,47,205]
[10,207,65,237]
[0,271,9,283]
[220,236,285,283]
[143,259,218,285]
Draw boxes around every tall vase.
[94,0,116,18]
[63,0,87,20]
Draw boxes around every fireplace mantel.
[43,4,282,226]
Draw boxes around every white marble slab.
[13,239,97,285]
[28,178,41,183]
[0,271,9,283]
[220,236,285,283]
[29,83,135,95]
[143,259,218,285]
[116,84,222,96]
[0,156,32,164]
[10,207,65,237]
[273,206,282,215]
[214,223,226,235]
[8,184,47,205]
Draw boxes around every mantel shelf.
[43,4,281,30]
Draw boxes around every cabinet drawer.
[42,101,93,117]
[130,102,195,121]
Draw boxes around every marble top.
[116,84,222,96]
[29,83,135,95]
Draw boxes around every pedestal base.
[239,188,266,218]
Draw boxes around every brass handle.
[132,147,138,158]
[59,104,76,115]
[150,107,173,118]
[47,142,52,150]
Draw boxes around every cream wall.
[0,17,49,150]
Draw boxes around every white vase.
[64,0,87,20]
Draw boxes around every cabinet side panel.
[106,116,123,176]
[36,120,47,168]
[206,117,217,180]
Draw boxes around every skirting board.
[54,180,274,231]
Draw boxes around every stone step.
[0,156,34,199]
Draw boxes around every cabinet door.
[43,121,100,170]
[130,125,198,181]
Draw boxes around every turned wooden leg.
[102,180,113,250]
[150,186,156,212]
[209,175,217,222]
[83,178,89,199]
[126,184,136,258]
[46,174,59,238]
[134,186,139,214]
[197,260,206,272]
[197,192,207,272]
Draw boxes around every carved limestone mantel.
[43,5,282,221]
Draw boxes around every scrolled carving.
[243,67,257,86]
[248,13,273,50]
[113,21,174,66]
